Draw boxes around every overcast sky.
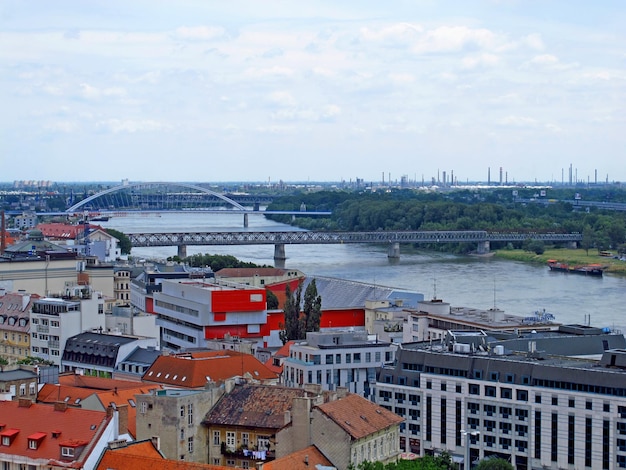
[1,1,624,185]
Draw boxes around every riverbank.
[494,248,626,275]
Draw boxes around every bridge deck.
[128,230,581,247]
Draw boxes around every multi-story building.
[374,325,626,470]
[153,279,267,351]
[29,285,106,366]
[215,267,305,288]
[282,330,396,399]
[136,385,225,462]
[0,289,38,364]
[113,265,133,303]
[0,365,39,401]
[61,331,158,377]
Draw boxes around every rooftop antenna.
[432,276,438,301]
[493,277,497,310]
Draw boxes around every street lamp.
[461,430,480,470]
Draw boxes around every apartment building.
[374,326,626,470]
[0,289,38,364]
[282,330,396,399]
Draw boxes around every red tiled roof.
[263,341,295,374]
[59,374,146,391]
[0,400,110,466]
[96,440,230,470]
[95,386,161,438]
[38,381,161,438]
[315,393,404,440]
[142,351,278,388]
[262,445,334,470]
[36,223,85,240]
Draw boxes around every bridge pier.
[476,240,490,255]
[253,202,260,211]
[177,244,187,259]
[388,242,400,259]
[567,241,577,249]
[274,243,286,261]
[243,213,249,228]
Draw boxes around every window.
[180,406,185,417]
[501,388,512,399]
[354,353,361,363]
[569,398,575,408]
[325,354,333,365]
[188,437,194,453]
[485,386,496,397]
[516,390,528,401]
[586,400,593,410]
[535,393,542,404]
[469,384,480,395]
[335,354,341,364]
[226,431,235,450]
[242,433,249,446]
[552,396,558,406]
[213,431,220,445]
[61,447,74,457]
[187,404,193,425]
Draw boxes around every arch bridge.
[64,182,313,227]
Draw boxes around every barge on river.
[547,259,605,276]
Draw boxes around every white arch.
[65,181,246,212]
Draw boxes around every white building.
[29,284,105,366]
[282,330,396,400]
[374,326,626,470]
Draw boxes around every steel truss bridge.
[128,230,582,260]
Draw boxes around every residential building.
[61,331,158,377]
[106,304,159,345]
[30,285,106,367]
[311,392,403,470]
[113,265,133,303]
[153,279,267,351]
[142,350,278,389]
[374,326,626,470]
[282,330,396,399]
[0,399,120,470]
[113,345,161,381]
[0,289,38,364]
[136,385,225,462]
[203,383,319,466]
[0,365,39,401]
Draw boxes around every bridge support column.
[243,213,249,228]
[567,241,577,249]
[476,240,490,255]
[388,242,400,259]
[253,202,260,211]
[274,243,286,261]
[177,244,187,259]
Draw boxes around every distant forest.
[265,187,626,255]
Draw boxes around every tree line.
[266,188,626,255]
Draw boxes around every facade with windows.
[153,279,267,351]
[282,330,396,399]
[0,290,38,364]
[135,386,225,462]
[29,285,105,367]
[374,328,626,470]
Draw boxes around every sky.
[1,1,625,185]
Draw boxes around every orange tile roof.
[96,440,231,470]
[59,373,145,390]
[95,386,161,438]
[0,400,111,467]
[142,351,278,388]
[315,393,404,440]
[263,341,295,374]
[262,445,334,470]
[38,382,161,438]
[216,267,289,277]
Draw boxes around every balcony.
[37,324,49,333]
[221,444,275,461]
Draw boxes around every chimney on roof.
[304,455,309,466]
[336,386,348,399]
[18,398,32,408]
[54,402,68,412]
[108,439,128,450]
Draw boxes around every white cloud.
[45,120,78,133]
[79,83,126,100]
[96,119,170,133]
[268,91,297,107]
[461,53,499,69]
[174,26,225,41]
[412,26,497,55]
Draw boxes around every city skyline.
[1,1,624,183]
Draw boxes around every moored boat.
[547,259,605,276]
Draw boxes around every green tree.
[0,356,8,371]
[474,457,514,470]
[303,279,322,333]
[105,228,132,255]
[279,283,303,344]
[580,225,595,255]
[266,289,279,309]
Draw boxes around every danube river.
[100,212,626,333]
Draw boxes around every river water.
[99,212,626,333]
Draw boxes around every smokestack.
[1,210,5,254]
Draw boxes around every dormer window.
[28,432,46,450]
[1,428,19,446]
[61,447,75,457]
